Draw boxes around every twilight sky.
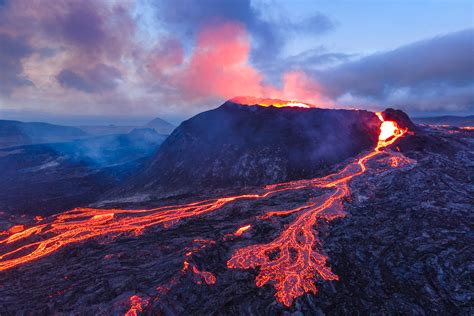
[0,0,473,125]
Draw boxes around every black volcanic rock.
[0,125,472,315]
[121,101,381,199]
[381,108,418,131]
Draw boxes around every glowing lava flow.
[125,295,149,316]
[0,111,411,308]
[227,113,409,306]
[234,225,251,237]
[0,195,261,272]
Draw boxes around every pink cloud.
[175,22,264,99]
[148,39,184,78]
[263,71,327,106]
[149,21,326,106]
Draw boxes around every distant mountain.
[413,115,474,127]
[78,125,138,136]
[79,117,175,136]
[144,117,176,134]
[0,120,88,148]
[115,100,380,201]
[0,128,166,215]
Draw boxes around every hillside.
[0,120,88,148]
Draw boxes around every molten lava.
[125,295,150,316]
[379,121,398,141]
[234,225,251,237]
[228,112,409,306]
[191,265,217,285]
[231,96,311,108]
[0,110,411,308]
[376,112,407,146]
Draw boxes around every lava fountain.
[0,109,412,309]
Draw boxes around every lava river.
[0,112,413,308]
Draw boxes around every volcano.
[0,99,472,315]
[113,99,381,203]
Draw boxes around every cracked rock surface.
[0,126,472,315]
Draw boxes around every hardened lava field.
[0,115,472,315]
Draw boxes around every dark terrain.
[0,107,472,315]
[413,115,474,127]
[115,101,380,203]
[79,117,176,137]
[0,128,166,215]
[0,120,88,148]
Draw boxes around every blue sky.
[0,0,473,125]
[276,0,473,54]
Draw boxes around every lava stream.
[0,112,412,308]
[227,113,410,306]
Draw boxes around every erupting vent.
[231,96,311,108]
[0,109,412,309]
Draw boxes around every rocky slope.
[118,101,380,201]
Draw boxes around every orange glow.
[192,265,217,285]
[227,114,409,307]
[389,157,399,167]
[182,259,216,285]
[460,126,474,130]
[234,225,251,237]
[375,112,384,121]
[231,96,311,108]
[8,225,25,234]
[375,112,407,146]
[0,110,411,308]
[182,260,190,272]
[125,295,149,316]
[379,121,398,141]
